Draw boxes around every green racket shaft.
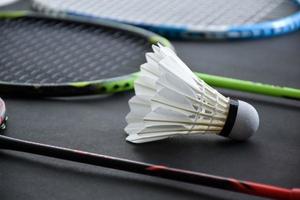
[197,73,300,100]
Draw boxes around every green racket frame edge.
[1,70,300,99]
[0,11,300,99]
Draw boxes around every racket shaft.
[0,135,297,200]
[197,73,300,100]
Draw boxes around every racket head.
[31,0,300,40]
[0,11,173,97]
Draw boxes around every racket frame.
[32,0,300,40]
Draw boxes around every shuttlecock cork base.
[125,44,259,143]
[219,99,259,141]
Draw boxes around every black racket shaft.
[0,135,298,200]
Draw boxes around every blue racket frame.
[33,0,300,40]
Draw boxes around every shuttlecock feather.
[125,44,259,143]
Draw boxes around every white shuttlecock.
[125,44,259,143]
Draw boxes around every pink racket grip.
[291,188,300,200]
[0,98,6,127]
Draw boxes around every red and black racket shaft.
[0,135,299,200]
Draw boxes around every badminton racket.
[0,98,299,200]
[0,11,300,99]
[31,0,300,40]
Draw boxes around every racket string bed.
[32,0,285,26]
[0,17,151,84]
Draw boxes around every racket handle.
[197,73,300,100]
